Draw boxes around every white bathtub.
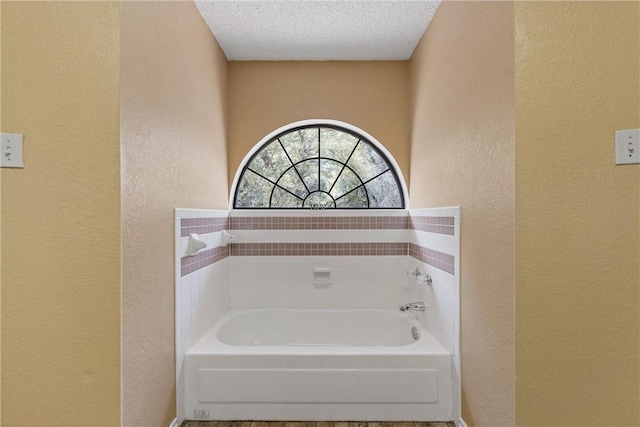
[184,309,452,421]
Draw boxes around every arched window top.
[231,120,408,209]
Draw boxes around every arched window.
[232,121,407,209]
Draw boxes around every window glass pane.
[235,170,273,208]
[295,159,319,192]
[329,167,363,200]
[336,186,368,208]
[346,142,389,182]
[248,140,291,183]
[271,187,303,208]
[365,170,402,208]
[319,159,343,193]
[320,128,359,163]
[280,128,318,163]
[276,167,308,198]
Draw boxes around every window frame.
[229,119,409,210]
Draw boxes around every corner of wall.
[408,2,516,426]
[121,2,230,426]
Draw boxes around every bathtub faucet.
[399,301,427,312]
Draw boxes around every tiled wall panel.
[175,207,460,424]
[408,207,461,424]
[181,246,229,276]
[175,209,231,347]
[227,210,411,309]
[175,209,230,426]
[230,256,411,309]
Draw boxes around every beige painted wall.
[409,2,515,426]
[227,61,410,190]
[1,2,121,425]
[120,2,228,426]
[515,2,640,426]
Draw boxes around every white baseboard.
[456,417,468,427]
[169,417,179,427]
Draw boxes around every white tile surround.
[175,209,230,426]
[408,207,461,424]
[229,210,409,309]
[230,256,410,309]
[175,207,460,425]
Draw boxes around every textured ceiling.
[194,1,441,61]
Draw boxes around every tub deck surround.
[184,309,452,422]
[175,208,461,426]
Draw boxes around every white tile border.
[229,209,409,217]
[175,208,229,218]
[409,206,460,217]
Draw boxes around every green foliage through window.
[234,125,404,209]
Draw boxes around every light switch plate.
[615,129,640,165]
[1,132,24,168]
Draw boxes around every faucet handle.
[407,267,422,276]
[421,274,433,286]
[407,267,433,286]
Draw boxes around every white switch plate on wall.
[615,129,640,165]
[1,132,24,168]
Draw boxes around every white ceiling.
[194,1,441,61]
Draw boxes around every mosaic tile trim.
[180,242,455,275]
[181,217,228,237]
[229,216,408,230]
[181,246,229,276]
[179,214,457,275]
[181,215,455,235]
[231,242,407,256]
[409,243,455,275]
[409,216,455,235]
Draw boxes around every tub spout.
[399,302,427,312]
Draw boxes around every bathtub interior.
[214,308,422,347]
[175,208,461,425]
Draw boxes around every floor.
[181,422,455,427]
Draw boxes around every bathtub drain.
[411,326,420,340]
